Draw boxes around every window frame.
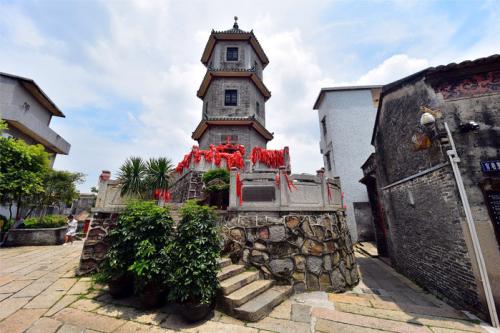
[224,89,238,106]
[325,151,332,171]
[226,47,239,62]
[321,116,327,136]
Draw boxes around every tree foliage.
[118,156,173,199]
[0,123,50,219]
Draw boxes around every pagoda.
[192,17,273,154]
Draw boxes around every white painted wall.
[316,89,378,241]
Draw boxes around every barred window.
[225,90,238,106]
[226,47,238,61]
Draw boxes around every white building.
[313,85,381,242]
[0,72,70,165]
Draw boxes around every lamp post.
[420,112,499,327]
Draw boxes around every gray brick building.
[192,19,273,153]
[369,55,500,322]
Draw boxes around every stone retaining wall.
[4,227,66,246]
[222,212,359,293]
[77,212,118,275]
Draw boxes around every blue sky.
[1,0,499,191]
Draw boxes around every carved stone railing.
[228,167,343,212]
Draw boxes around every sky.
[1,0,499,192]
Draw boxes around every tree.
[118,157,147,198]
[0,121,50,220]
[145,157,173,193]
[28,170,85,218]
[118,157,174,199]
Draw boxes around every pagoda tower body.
[192,19,273,154]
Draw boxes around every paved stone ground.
[0,242,495,333]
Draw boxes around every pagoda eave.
[192,119,274,141]
[201,33,269,68]
[197,70,271,100]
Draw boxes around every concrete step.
[223,279,274,308]
[220,271,260,296]
[217,264,245,281]
[217,257,232,269]
[233,285,293,322]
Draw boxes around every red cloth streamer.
[176,143,246,174]
[275,174,280,188]
[283,173,297,192]
[236,172,243,206]
[250,147,284,169]
[154,189,171,202]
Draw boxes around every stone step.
[220,271,260,296]
[233,285,293,322]
[217,257,232,269]
[223,279,274,308]
[217,264,245,281]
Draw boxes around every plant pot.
[108,275,134,299]
[178,300,215,322]
[139,283,167,309]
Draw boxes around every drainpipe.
[444,122,499,328]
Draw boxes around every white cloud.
[1,0,498,192]
[357,54,429,85]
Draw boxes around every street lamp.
[420,111,499,328]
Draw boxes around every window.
[220,134,238,144]
[321,117,327,136]
[256,101,261,116]
[325,151,332,171]
[225,89,238,106]
[226,47,238,61]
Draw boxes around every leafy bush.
[99,201,174,292]
[23,215,67,229]
[0,215,10,232]
[168,200,220,304]
[202,168,230,192]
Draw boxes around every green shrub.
[168,200,220,304]
[202,168,230,192]
[99,201,174,292]
[0,215,10,232]
[23,215,67,229]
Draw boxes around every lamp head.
[420,112,436,128]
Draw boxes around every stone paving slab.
[0,242,494,333]
[54,307,127,332]
[25,317,63,333]
[0,308,46,333]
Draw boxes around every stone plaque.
[242,186,275,202]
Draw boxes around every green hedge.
[23,215,67,229]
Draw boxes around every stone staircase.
[216,257,293,322]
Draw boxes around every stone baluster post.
[279,166,289,208]
[317,168,327,208]
[229,167,238,209]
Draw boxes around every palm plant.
[145,157,173,195]
[118,157,147,198]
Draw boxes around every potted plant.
[95,208,135,298]
[169,200,220,322]
[202,168,230,209]
[124,202,174,308]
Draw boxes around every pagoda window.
[226,47,239,61]
[325,151,332,171]
[256,101,261,117]
[220,134,238,145]
[225,89,238,106]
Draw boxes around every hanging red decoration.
[154,189,171,202]
[284,173,297,192]
[175,141,246,174]
[250,147,285,169]
[236,172,243,206]
[275,173,280,188]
